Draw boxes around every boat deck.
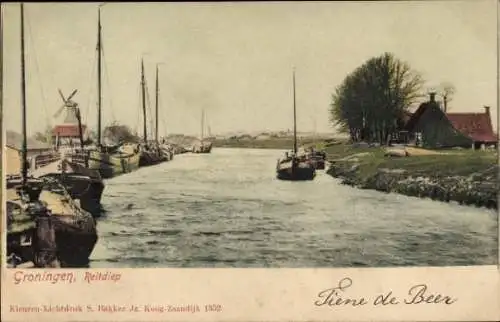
[7,187,80,217]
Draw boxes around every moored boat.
[6,3,98,268]
[88,143,141,178]
[160,142,175,160]
[153,64,174,162]
[137,59,164,167]
[137,60,172,167]
[7,175,98,268]
[276,153,316,181]
[192,140,213,153]
[304,147,327,170]
[7,177,59,268]
[138,142,166,167]
[193,108,213,154]
[82,7,141,179]
[276,69,316,181]
[31,152,105,217]
[167,142,187,155]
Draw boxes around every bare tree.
[33,126,53,144]
[104,122,140,144]
[438,82,456,112]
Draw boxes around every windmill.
[54,88,79,124]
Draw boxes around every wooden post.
[20,3,28,185]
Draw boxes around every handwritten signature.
[314,277,457,307]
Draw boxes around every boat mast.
[155,64,159,143]
[497,0,499,142]
[141,58,147,144]
[201,108,205,140]
[96,7,102,148]
[313,117,317,145]
[20,3,28,185]
[292,69,297,154]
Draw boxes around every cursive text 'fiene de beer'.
[314,278,458,308]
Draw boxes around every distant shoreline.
[213,137,334,150]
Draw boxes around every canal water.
[90,148,498,268]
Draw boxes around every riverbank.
[325,144,498,209]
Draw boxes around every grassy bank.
[325,144,498,209]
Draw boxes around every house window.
[415,132,422,146]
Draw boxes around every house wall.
[6,147,21,176]
[5,146,51,175]
[53,135,82,148]
[412,105,472,148]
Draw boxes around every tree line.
[329,52,454,145]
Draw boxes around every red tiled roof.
[446,112,497,143]
[404,100,497,143]
[52,124,87,137]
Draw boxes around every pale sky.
[2,1,498,137]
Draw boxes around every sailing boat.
[193,108,213,153]
[6,3,97,268]
[155,64,174,161]
[138,59,166,167]
[276,69,316,181]
[86,7,140,178]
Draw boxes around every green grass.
[326,144,498,182]
[385,152,495,177]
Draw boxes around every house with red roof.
[404,93,497,149]
[51,106,89,148]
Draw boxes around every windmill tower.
[54,89,79,122]
[52,89,87,148]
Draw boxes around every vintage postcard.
[1,1,499,321]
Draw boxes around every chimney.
[429,92,436,103]
[484,106,490,115]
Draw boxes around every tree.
[103,122,140,144]
[438,81,455,112]
[33,132,47,143]
[330,52,424,144]
[33,125,54,144]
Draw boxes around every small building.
[5,130,52,175]
[404,93,497,149]
[53,124,88,146]
[52,105,89,148]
